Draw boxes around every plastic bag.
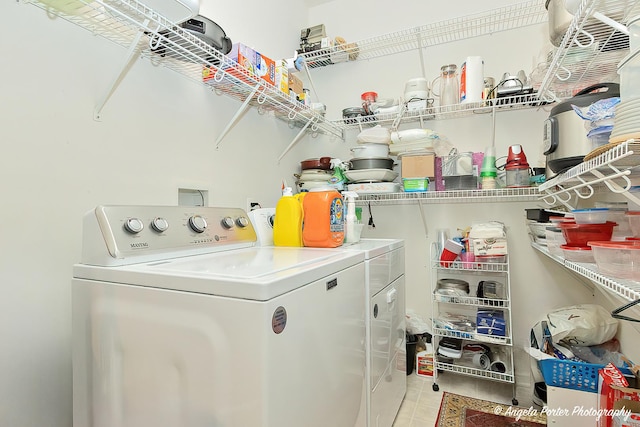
[546,304,618,346]
[356,125,391,144]
[571,97,620,121]
[405,309,431,335]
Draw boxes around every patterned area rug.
[435,392,547,427]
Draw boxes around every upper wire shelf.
[27,0,344,139]
[336,94,549,130]
[537,0,640,101]
[297,0,547,69]
[538,140,640,209]
[356,187,540,206]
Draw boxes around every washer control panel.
[82,205,257,265]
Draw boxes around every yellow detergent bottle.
[273,187,304,247]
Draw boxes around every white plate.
[344,168,398,183]
[615,100,640,113]
[346,182,401,193]
[615,107,640,119]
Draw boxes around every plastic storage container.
[539,358,632,393]
[545,226,566,257]
[302,188,344,248]
[403,177,430,192]
[560,245,595,263]
[571,208,610,224]
[588,240,640,280]
[273,187,304,247]
[627,211,640,237]
[559,221,616,246]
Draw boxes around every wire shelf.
[433,327,512,345]
[538,140,640,209]
[537,0,640,101]
[434,294,510,309]
[298,0,547,69]
[27,0,344,138]
[334,94,549,130]
[432,259,509,273]
[435,361,515,383]
[531,242,640,302]
[355,187,540,206]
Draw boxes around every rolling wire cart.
[430,243,518,405]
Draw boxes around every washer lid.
[74,247,364,301]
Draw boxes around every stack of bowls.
[611,15,640,143]
[558,209,618,262]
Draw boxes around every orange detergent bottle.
[302,188,344,248]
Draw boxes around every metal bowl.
[348,157,395,170]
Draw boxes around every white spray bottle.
[342,191,360,244]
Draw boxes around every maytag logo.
[130,242,149,249]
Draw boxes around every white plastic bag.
[406,309,431,335]
[546,304,618,346]
[356,125,391,144]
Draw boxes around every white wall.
[1,1,310,426]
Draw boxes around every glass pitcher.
[432,64,459,108]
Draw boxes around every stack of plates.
[610,97,640,143]
[344,168,398,183]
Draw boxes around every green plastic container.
[403,177,430,192]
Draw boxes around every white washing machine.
[247,211,406,427]
[72,205,366,427]
[340,239,406,427]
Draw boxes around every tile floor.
[392,371,534,426]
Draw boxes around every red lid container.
[559,221,617,247]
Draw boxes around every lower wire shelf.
[435,361,515,383]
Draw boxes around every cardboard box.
[225,43,276,86]
[274,60,289,95]
[613,400,640,427]
[289,73,303,98]
[401,153,435,178]
[471,237,508,256]
[598,363,640,427]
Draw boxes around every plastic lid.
[626,211,640,216]
[572,208,609,212]
[560,245,592,251]
[588,241,640,249]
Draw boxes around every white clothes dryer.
[72,205,366,427]
[339,239,406,427]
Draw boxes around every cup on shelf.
[440,239,464,267]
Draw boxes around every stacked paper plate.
[610,96,640,143]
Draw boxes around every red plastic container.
[559,221,617,247]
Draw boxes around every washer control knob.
[188,215,207,233]
[151,217,169,233]
[123,217,144,234]
[221,217,235,229]
[236,216,249,228]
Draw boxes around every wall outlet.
[246,198,261,213]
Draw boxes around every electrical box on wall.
[178,188,208,207]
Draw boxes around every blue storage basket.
[539,358,633,393]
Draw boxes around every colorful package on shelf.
[203,43,275,86]
[476,309,506,336]
[598,363,640,427]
